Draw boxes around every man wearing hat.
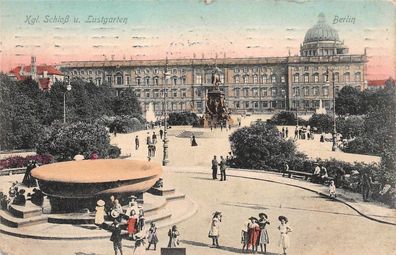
[110,220,123,255]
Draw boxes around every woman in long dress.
[94,200,105,227]
[191,135,198,146]
[146,222,159,250]
[278,216,292,255]
[167,225,180,248]
[127,209,138,239]
[258,213,270,254]
[208,211,222,247]
[247,217,260,253]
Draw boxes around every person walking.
[211,156,219,180]
[135,136,140,150]
[208,211,222,248]
[282,127,285,138]
[146,222,158,250]
[159,129,164,140]
[146,132,151,145]
[294,127,298,140]
[258,213,270,254]
[152,132,157,144]
[191,135,198,146]
[110,220,123,255]
[113,127,118,137]
[278,216,292,255]
[285,127,289,137]
[167,225,180,248]
[219,156,227,181]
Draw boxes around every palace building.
[60,13,367,115]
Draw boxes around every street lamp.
[282,89,287,111]
[162,57,171,166]
[326,68,338,151]
[63,76,72,123]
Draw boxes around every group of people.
[145,131,161,160]
[211,155,228,181]
[208,211,292,255]
[294,125,314,140]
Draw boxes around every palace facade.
[60,14,367,115]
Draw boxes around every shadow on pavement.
[223,202,359,217]
[190,176,215,181]
[180,239,279,254]
[75,253,97,255]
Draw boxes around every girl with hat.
[127,209,138,239]
[146,222,159,250]
[247,217,260,253]
[95,199,105,227]
[258,213,270,254]
[208,211,222,248]
[133,231,146,255]
[278,216,292,255]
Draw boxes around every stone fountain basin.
[31,159,162,199]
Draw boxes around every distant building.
[60,13,367,115]
[367,78,395,90]
[8,56,64,90]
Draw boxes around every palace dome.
[304,13,340,43]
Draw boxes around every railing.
[0,167,26,176]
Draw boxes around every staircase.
[0,202,48,228]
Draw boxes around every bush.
[229,121,304,170]
[168,112,200,126]
[336,116,364,139]
[0,154,54,170]
[36,121,111,161]
[268,111,307,126]
[307,114,333,133]
[110,115,144,133]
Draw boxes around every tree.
[307,114,333,133]
[36,121,112,161]
[335,86,362,115]
[229,121,304,170]
[113,88,141,116]
[168,111,200,126]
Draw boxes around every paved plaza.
[0,114,394,255]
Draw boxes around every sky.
[0,0,395,79]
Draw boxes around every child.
[278,216,292,255]
[241,220,250,252]
[329,180,337,198]
[146,222,158,250]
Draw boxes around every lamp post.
[327,68,338,151]
[282,89,287,111]
[63,76,71,123]
[162,57,171,166]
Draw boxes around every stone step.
[165,193,186,201]
[48,213,95,224]
[148,187,176,196]
[0,210,48,228]
[9,202,43,218]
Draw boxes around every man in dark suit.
[211,156,218,180]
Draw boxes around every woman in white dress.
[278,215,292,255]
[94,199,105,227]
[208,211,222,247]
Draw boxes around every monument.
[203,66,233,128]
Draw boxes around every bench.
[282,170,313,181]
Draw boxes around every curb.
[170,168,396,226]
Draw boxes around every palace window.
[262,75,267,84]
[172,68,177,74]
[245,101,250,108]
[281,76,286,83]
[126,76,130,85]
[181,89,187,97]
[180,68,185,74]
[355,72,361,82]
[293,87,300,96]
[134,89,141,97]
[344,72,350,82]
[243,67,248,73]
[323,87,329,96]
[96,78,102,86]
[136,77,141,86]
[243,75,249,84]
[253,67,258,73]
[313,74,319,83]
[304,66,309,71]
[304,74,309,83]
[235,76,240,83]
[243,88,249,97]
[196,75,202,84]
[271,87,277,96]
[73,70,78,75]
[154,76,159,86]
[88,70,92,75]
[234,101,240,108]
[145,90,150,98]
[253,75,258,84]
[107,76,112,83]
[293,74,299,83]
[304,87,309,96]
[323,74,329,82]
[252,88,258,97]
[253,101,259,108]
[262,87,268,96]
[220,74,225,83]
[334,73,339,82]
[116,75,123,85]
[262,101,268,108]
[80,70,85,75]
[145,76,150,86]
[181,76,186,85]
[172,89,178,97]
[154,68,159,74]
[154,90,159,98]
[271,75,276,83]
[313,87,320,96]
[234,88,240,97]
[234,67,240,73]
[136,68,141,74]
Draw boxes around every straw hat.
[96,199,105,207]
[111,209,120,218]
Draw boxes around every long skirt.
[279,233,290,249]
[258,228,269,245]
